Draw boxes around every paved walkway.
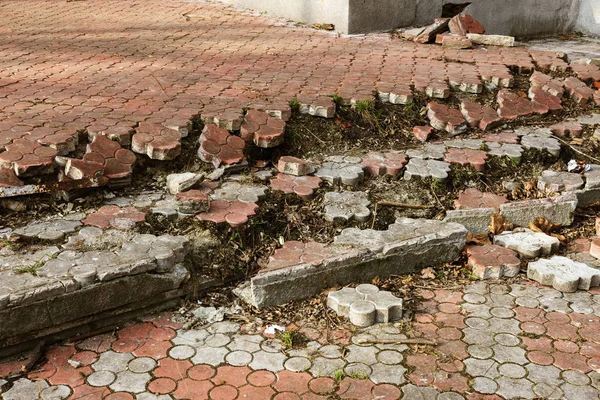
[3,281,600,399]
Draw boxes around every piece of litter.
[264,325,286,335]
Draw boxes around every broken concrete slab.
[467,33,515,47]
[236,218,467,308]
[499,194,577,227]
[443,208,496,234]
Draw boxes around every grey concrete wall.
[348,0,416,34]
[575,0,600,36]
[218,0,350,32]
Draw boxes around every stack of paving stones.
[131,122,185,161]
[271,156,321,198]
[327,284,403,327]
[240,110,286,148]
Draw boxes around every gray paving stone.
[465,317,490,330]
[315,161,365,186]
[521,133,561,157]
[538,287,564,299]
[528,256,600,292]
[561,383,600,400]
[319,344,344,359]
[487,142,523,162]
[404,158,451,181]
[137,394,173,400]
[464,281,489,294]
[309,356,346,377]
[539,296,572,313]
[225,350,252,366]
[87,370,117,387]
[562,369,591,385]
[472,377,499,394]
[494,229,560,259]
[369,362,406,385]
[377,350,404,365]
[227,334,263,353]
[401,383,439,399]
[110,371,151,393]
[499,194,578,228]
[538,170,585,192]
[496,376,535,399]
[489,318,521,335]
[464,358,500,378]
[249,350,286,372]
[40,385,71,400]
[208,321,242,334]
[533,382,564,399]
[171,329,210,347]
[261,338,284,353]
[463,327,495,346]
[510,283,542,298]
[443,208,495,234]
[437,393,465,400]
[461,303,492,319]
[92,351,133,372]
[570,301,595,314]
[490,306,515,318]
[3,378,49,400]
[444,138,484,149]
[13,218,82,243]
[166,172,203,194]
[128,357,157,373]
[190,346,228,366]
[210,181,267,203]
[494,333,520,347]
[463,293,486,304]
[284,356,311,372]
[515,296,540,308]
[406,144,446,160]
[588,371,600,389]
[468,344,494,359]
[499,362,527,378]
[345,344,378,365]
[344,362,372,376]
[169,345,195,360]
[204,333,231,347]
[323,191,371,222]
[492,344,528,365]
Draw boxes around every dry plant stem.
[356,337,437,345]
[553,135,600,164]
[376,201,434,209]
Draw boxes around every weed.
[353,99,375,115]
[349,370,369,379]
[289,97,301,112]
[331,93,344,106]
[333,369,346,382]
[16,259,44,276]
[277,329,307,348]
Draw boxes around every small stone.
[277,156,309,176]
[528,256,600,292]
[413,125,433,142]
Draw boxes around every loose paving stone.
[210,181,267,203]
[454,188,507,210]
[466,245,521,279]
[132,122,182,161]
[460,100,502,130]
[277,156,310,176]
[494,229,560,258]
[196,200,258,227]
[377,81,413,105]
[82,205,146,230]
[444,148,487,171]
[530,71,565,97]
[176,190,210,214]
[468,33,515,47]
[412,125,433,142]
[443,207,496,234]
[361,151,408,177]
[296,94,336,118]
[528,256,600,292]
[270,174,322,199]
[327,285,403,327]
[240,110,286,148]
[529,86,563,114]
[315,158,365,187]
[323,191,371,222]
[485,142,524,163]
[520,132,562,157]
[406,143,446,160]
[564,76,596,104]
[538,170,585,192]
[198,124,246,168]
[498,193,577,227]
[166,172,203,194]
[427,102,467,134]
[12,217,82,243]
[266,240,343,271]
[404,158,451,181]
[550,121,583,137]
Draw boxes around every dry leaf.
[570,138,584,146]
[371,276,381,286]
[530,217,561,234]
[467,231,491,245]
[421,267,436,280]
[490,213,513,235]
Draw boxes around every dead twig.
[299,122,326,145]
[376,201,434,209]
[356,337,436,345]
[553,135,600,164]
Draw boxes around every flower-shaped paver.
[530,71,564,97]
[176,190,211,214]
[376,81,413,104]
[404,158,451,181]
[315,157,365,187]
[87,123,135,147]
[198,124,246,168]
[454,188,508,210]
[327,284,403,327]
[0,137,57,177]
[82,205,147,230]
[277,156,310,176]
[210,181,267,203]
[549,121,583,138]
[65,135,136,187]
[466,245,521,279]
[571,63,600,82]
[424,79,450,99]
[196,200,258,227]
[267,240,336,270]
[323,191,370,222]
[246,101,292,121]
[497,89,533,119]
[12,217,82,243]
[270,174,321,199]
[406,143,446,160]
[448,63,482,93]
[361,151,408,177]
[537,170,584,192]
[529,87,562,114]
[426,102,467,134]
[296,94,336,118]
[486,142,524,163]
[201,107,244,130]
[478,63,514,88]
[0,168,24,188]
[520,133,561,158]
[564,77,595,104]
[528,256,600,292]
[444,148,488,171]
[240,110,286,148]
[482,131,519,144]
[412,125,433,142]
[493,228,560,259]
[459,100,502,130]
[131,122,183,161]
